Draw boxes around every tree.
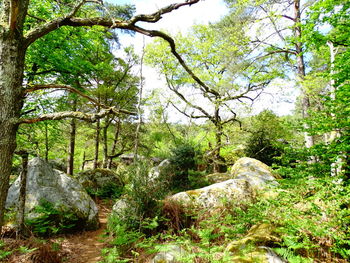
[0,0,201,231]
[303,0,350,177]
[146,24,277,171]
[223,0,316,149]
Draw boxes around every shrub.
[169,142,198,189]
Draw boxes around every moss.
[186,189,202,197]
[226,224,280,253]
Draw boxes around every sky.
[106,0,297,121]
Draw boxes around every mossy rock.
[226,224,280,253]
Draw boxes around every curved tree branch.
[24,0,200,48]
[24,84,136,115]
[18,107,125,124]
[131,25,220,97]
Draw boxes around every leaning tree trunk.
[0,33,26,231]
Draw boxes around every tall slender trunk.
[327,41,344,176]
[0,34,26,231]
[134,37,145,162]
[294,0,315,149]
[213,105,224,172]
[102,120,110,168]
[44,122,49,161]
[67,96,77,175]
[93,105,101,169]
[108,119,121,169]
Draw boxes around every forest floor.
[59,200,112,263]
[2,200,112,263]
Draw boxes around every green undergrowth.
[101,168,350,263]
[25,200,81,236]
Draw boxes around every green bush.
[169,142,198,189]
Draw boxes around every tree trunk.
[93,108,101,169]
[108,119,121,169]
[134,37,145,162]
[327,41,344,176]
[213,106,225,173]
[17,151,28,236]
[67,96,77,175]
[294,0,315,149]
[102,122,109,168]
[44,122,49,161]
[0,33,26,231]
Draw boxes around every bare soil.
[1,200,112,263]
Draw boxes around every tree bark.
[44,122,49,161]
[93,105,101,169]
[0,27,26,232]
[294,0,315,149]
[108,119,121,169]
[17,150,28,236]
[213,110,225,172]
[67,96,77,175]
[102,122,109,168]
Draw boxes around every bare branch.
[24,0,87,46]
[170,101,207,120]
[27,13,47,23]
[282,15,295,21]
[24,0,200,48]
[24,84,136,115]
[132,25,220,97]
[166,77,213,120]
[259,5,286,42]
[18,107,118,124]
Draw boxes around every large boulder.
[231,157,279,189]
[169,179,254,209]
[6,158,99,230]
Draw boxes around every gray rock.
[112,196,137,222]
[262,247,287,263]
[6,157,99,230]
[152,245,187,263]
[149,159,171,181]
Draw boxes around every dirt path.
[60,202,111,263]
